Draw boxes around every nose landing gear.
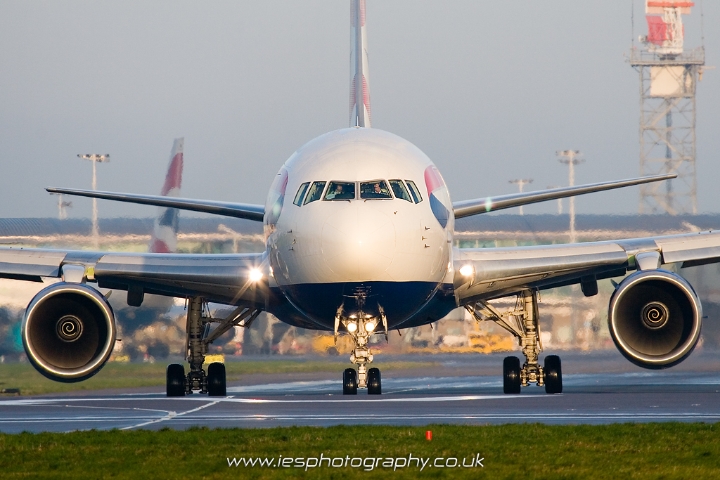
[335,303,386,395]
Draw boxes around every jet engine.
[22,283,116,382]
[608,269,701,369]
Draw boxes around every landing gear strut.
[166,296,260,397]
[467,289,563,394]
[335,300,385,395]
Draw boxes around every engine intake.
[608,269,701,369]
[22,283,116,382]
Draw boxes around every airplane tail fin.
[149,138,184,253]
[350,0,371,128]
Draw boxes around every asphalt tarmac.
[1,352,720,433]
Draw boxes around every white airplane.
[4,1,717,397]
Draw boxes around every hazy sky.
[1,1,718,219]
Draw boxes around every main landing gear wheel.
[207,362,227,396]
[166,363,186,397]
[367,367,381,395]
[343,368,358,395]
[503,356,521,394]
[544,355,563,394]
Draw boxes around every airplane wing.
[46,187,265,222]
[453,230,720,304]
[0,247,269,306]
[452,174,675,218]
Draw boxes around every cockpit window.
[360,180,392,200]
[324,181,356,201]
[405,180,423,203]
[293,182,310,206]
[304,181,326,204]
[389,179,412,202]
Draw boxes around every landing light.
[365,320,376,332]
[459,264,474,277]
[347,322,358,333]
[248,268,263,282]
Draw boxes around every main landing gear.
[166,297,260,397]
[335,302,387,395]
[467,289,563,395]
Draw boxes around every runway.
[2,355,720,433]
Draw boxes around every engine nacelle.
[608,269,702,369]
[22,283,116,382]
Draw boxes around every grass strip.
[0,360,435,396]
[1,423,719,479]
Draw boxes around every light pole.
[547,186,562,214]
[77,154,110,246]
[51,193,72,220]
[556,150,584,243]
[508,179,533,215]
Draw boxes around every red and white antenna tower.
[641,1,693,55]
[630,1,705,215]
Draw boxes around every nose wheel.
[336,301,386,395]
[342,366,382,395]
[343,368,358,395]
[367,367,381,395]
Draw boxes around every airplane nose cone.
[321,204,396,281]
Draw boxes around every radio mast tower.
[630,1,704,215]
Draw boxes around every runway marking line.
[119,396,235,430]
[60,404,174,415]
[0,394,539,407]
[3,412,720,426]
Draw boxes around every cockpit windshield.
[294,179,423,205]
[324,181,356,200]
[304,181,326,204]
[360,180,392,200]
[406,180,423,203]
[293,182,310,206]
[389,179,412,202]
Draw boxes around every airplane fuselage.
[264,127,457,331]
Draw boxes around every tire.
[166,363,186,397]
[207,362,227,396]
[343,368,358,395]
[503,356,521,394]
[544,355,563,394]
[367,367,382,395]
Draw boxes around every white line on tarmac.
[1,412,719,425]
[0,394,533,406]
[60,404,173,415]
[175,413,720,421]
[119,396,235,430]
